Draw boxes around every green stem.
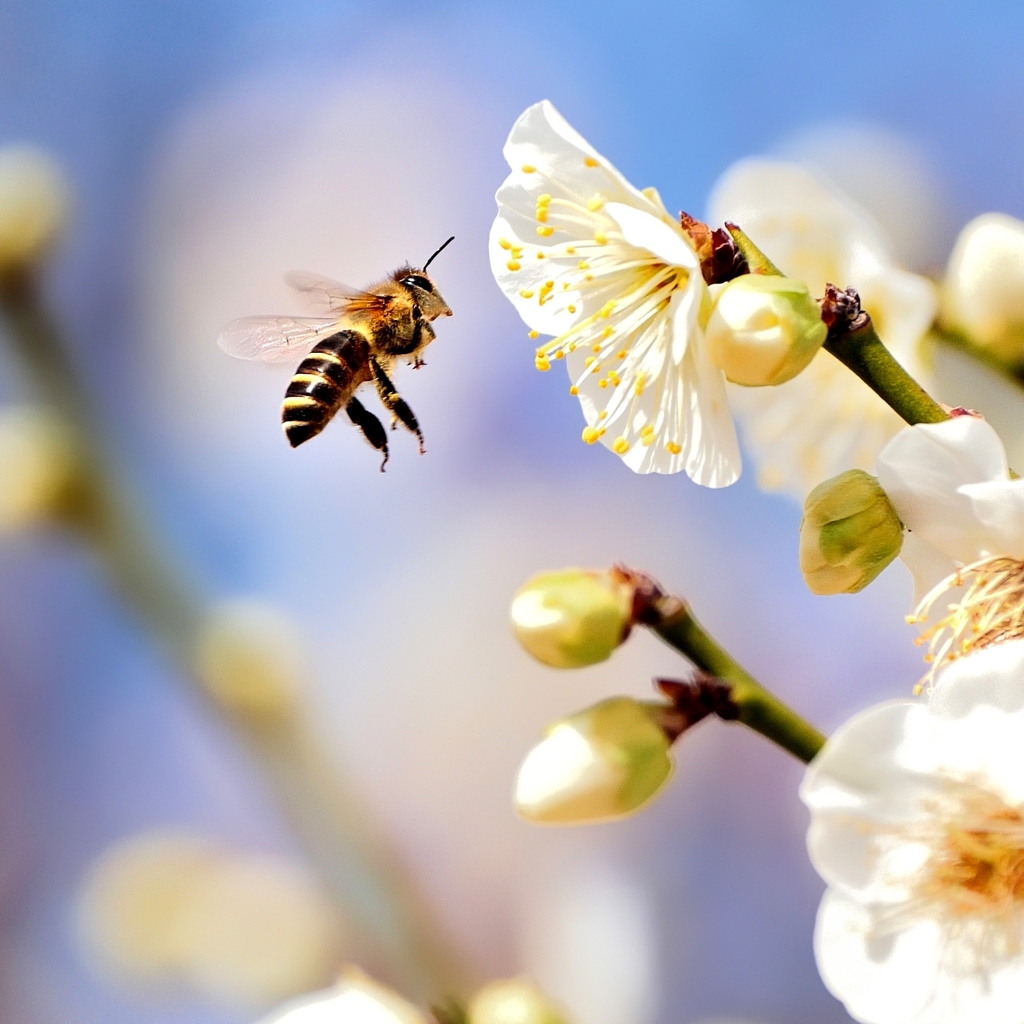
[648,598,825,763]
[0,274,469,1000]
[823,319,949,426]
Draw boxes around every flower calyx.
[655,674,739,740]
[819,283,869,339]
[679,211,749,285]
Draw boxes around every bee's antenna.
[423,235,455,272]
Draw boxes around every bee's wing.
[284,271,366,313]
[217,316,341,362]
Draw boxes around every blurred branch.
[0,271,470,1001]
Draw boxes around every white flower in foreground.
[256,968,428,1024]
[707,159,937,498]
[942,213,1024,362]
[514,697,673,825]
[802,650,1024,1024]
[77,831,342,1007]
[490,100,740,485]
[875,416,1024,687]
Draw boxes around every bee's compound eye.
[401,275,433,292]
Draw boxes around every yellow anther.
[594,229,608,245]
[511,245,523,256]
[562,281,570,290]
[543,280,555,289]
[528,330,539,339]
[612,437,630,455]
[584,356,596,367]
[640,425,655,438]
[634,372,646,396]
[522,164,537,173]
[586,195,604,211]
[582,426,601,444]
[578,260,590,270]
[608,371,620,386]
[602,326,613,338]
[568,341,577,351]
[617,350,626,359]
[598,428,606,437]
[567,304,576,313]
[555,350,564,359]
[506,260,521,271]
[537,193,552,205]
[565,246,575,255]
[592,343,601,352]
[590,363,601,374]
[599,379,608,389]
[498,237,512,250]
[536,208,548,223]
[666,441,681,455]
[520,289,535,299]
[599,301,615,318]
[536,251,545,259]
[584,157,599,167]
[535,357,551,371]
[569,385,579,395]
[536,225,554,237]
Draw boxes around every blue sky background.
[3,3,1024,1023]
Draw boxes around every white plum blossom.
[490,100,740,486]
[707,159,937,498]
[875,416,1024,686]
[802,648,1024,1024]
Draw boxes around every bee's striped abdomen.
[282,330,370,448]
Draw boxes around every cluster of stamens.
[908,556,1024,694]
[498,156,693,459]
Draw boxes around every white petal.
[929,638,1024,718]
[502,101,665,218]
[961,477,1024,559]
[603,202,697,269]
[876,418,1012,564]
[814,889,941,1024]
[899,530,958,606]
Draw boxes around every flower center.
[914,786,1024,925]
[908,555,1024,694]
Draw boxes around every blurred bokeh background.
[3,2,1024,1022]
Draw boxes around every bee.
[218,237,454,469]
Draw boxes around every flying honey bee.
[218,237,454,469]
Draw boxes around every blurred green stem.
[0,272,469,1001]
[642,590,825,763]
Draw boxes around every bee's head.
[394,269,452,320]
[394,235,454,320]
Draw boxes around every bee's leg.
[371,358,425,454]
[345,396,389,472]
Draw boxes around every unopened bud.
[706,274,827,386]
[514,697,673,825]
[799,469,903,595]
[942,213,1024,361]
[510,569,633,669]
[0,146,69,276]
[257,968,429,1024]
[0,405,77,532]
[469,979,568,1024]
[196,599,303,721]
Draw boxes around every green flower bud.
[799,469,903,595]
[469,979,568,1024]
[0,146,69,276]
[705,274,828,387]
[514,697,673,825]
[510,569,633,669]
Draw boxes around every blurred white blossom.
[468,977,567,1024]
[491,100,740,485]
[0,405,77,532]
[707,159,937,498]
[0,146,69,273]
[196,598,305,720]
[77,831,342,1008]
[256,968,428,1024]
[802,660,1024,1024]
[942,213,1024,362]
